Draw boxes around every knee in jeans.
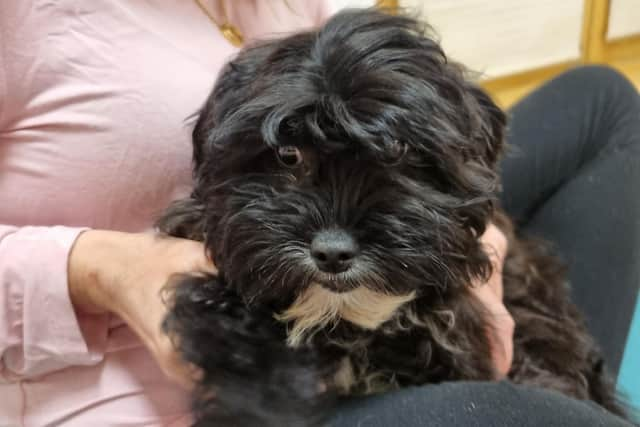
[562,65,638,102]
[557,65,640,155]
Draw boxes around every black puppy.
[158,9,624,426]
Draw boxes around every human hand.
[68,230,216,388]
[470,223,515,378]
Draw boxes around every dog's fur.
[157,9,625,426]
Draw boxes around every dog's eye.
[276,146,303,168]
[390,139,408,159]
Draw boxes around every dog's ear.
[191,42,279,170]
[191,62,256,169]
[156,196,206,241]
[464,84,506,168]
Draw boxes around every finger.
[471,281,504,314]
[471,259,503,299]
[194,256,217,275]
[480,226,508,266]
[477,224,508,297]
[487,266,504,300]
[176,240,218,275]
[486,310,515,378]
[471,285,515,377]
[156,334,204,391]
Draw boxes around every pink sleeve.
[0,225,109,381]
[0,21,6,127]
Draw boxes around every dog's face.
[190,10,505,345]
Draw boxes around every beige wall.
[328,0,585,78]
[328,0,640,84]
[401,0,584,78]
[607,0,640,40]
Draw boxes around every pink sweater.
[0,1,329,425]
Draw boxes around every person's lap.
[329,381,631,427]
[500,65,640,375]
[330,65,640,426]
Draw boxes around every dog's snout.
[311,230,359,273]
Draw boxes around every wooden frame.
[582,0,610,61]
[375,0,399,10]
[582,0,640,62]
[604,34,640,61]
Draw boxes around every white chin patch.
[276,283,415,347]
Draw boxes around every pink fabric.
[0,1,330,425]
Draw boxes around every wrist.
[68,230,118,315]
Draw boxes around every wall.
[607,0,640,39]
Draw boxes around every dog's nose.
[311,230,359,273]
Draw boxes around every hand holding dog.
[472,223,515,378]
[68,230,215,388]
[68,225,512,388]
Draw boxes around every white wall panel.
[607,0,640,40]
[401,0,584,78]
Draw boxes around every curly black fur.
[157,9,625,426]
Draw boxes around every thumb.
[473,284,515,378]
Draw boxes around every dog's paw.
[163,275,333,427]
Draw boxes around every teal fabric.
[618,292,640,419]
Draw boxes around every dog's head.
[189,9,506,345]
